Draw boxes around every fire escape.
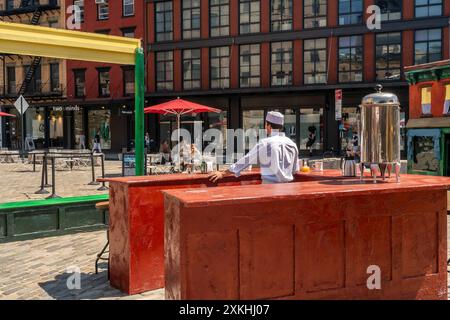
[18,5,43,96]
[0,0,61,103]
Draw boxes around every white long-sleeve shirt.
[229,132,299,183]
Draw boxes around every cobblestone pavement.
[0,230,164,300]
[0,219,449,300]
[0,161,123,203]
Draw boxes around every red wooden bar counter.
[103,171,332,295]
[164,173,450,300]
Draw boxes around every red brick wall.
[65,0,145,101]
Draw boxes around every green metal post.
[135,48,145,176]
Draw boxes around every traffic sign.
[14,95,29,115]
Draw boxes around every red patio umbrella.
[0,111,15,117]
[145,98,221,166]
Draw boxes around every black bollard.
[97,153,109,191]
[46,157,61,199]
[35,154,49,195]
[44,153,51,188]
[88,153,100,185]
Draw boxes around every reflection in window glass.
[240,44,260,88]
[414,28,442,65]
[412,136,439,173]
[210,0,229,37]
[304,0,327,28]
[376,32,402,81]
[338,35,363,82]
[242,110,265,150]
[376,0,402,21]
[338,0,363,25]
[341,107,359,152]
[271,41,293,86]
[304,38,327,84]
[183,0,201,39]
[415,0,442,18]
[183,49,201,90]
[299,108,323,152]
[239,0,260,34]
[271,0,292,31]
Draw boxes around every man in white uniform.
[209,111,299,184]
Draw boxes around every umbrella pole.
[177,113,181,170]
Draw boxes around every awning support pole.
[135,47,145,176]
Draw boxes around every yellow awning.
[0,21,141,65]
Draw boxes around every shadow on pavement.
[38,263,125,300]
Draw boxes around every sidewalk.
[0,219,449,300]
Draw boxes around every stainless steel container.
[360,85,401,164]
[359,85,401,183]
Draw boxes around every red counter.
[163,174,450,300]
[104,171,276,294]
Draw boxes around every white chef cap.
[266,111,284,126]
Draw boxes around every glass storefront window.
[272,108,296,143]
[207,110,227,152]
[412,136,439,173]
[341,107,359,152]
[299,108,323,153]
[49,110,64,148]
[242,109,264,150]
[74,110,85,149]
[88,109,111,150]
[25,107,45,149]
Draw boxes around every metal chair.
[95,201,110,278]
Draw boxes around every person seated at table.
[189,143,203,164]
[159,140,172,164]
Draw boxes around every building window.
[338,0,363,25]
[182,0,201,39]
[240,44,260,88]
[338,35,363,83]
[376,32,401,81]
[24,63,41,94]
[156,51,174,91]
[123,0,135,17]
[271,41,292,86]
[415,29,442,65]
[304,0,327,28]
[415,0,442,18]
[50,63,60,92]
[443,84,450,115]
[304,38,327,84]
[74,69,85,97]
[122,27,136,38]
[183,49,201,90]
[6,0,14,11]
[240,0,260,34]
[210,0,229,37]
[73,0,84,23]
[211,46,230,89]
[123,67,135,96]
[421,86,432,116]
[97,68,110,97]
[155,1,173,42]
[7,66,15,95]
[271,0,292,31]
[376,0,402,21]
[97,0,109,20]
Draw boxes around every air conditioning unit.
[95,0,106,4]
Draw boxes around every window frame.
[270,41,293,87]
[155,51,174,92]
[414,0,443,18]
[303,0,328,29]
[303,38,328,85]
[239,43,261,88]
[338,0,363,26]
[375,31,402,82]
[97,0,110,21]
[414,28,443,65]
[182,0,202,40]
[73,69,86,98]
[338,35,364,83]
[210,46,230,89]
[375,0,402,21]
[239,0,261,35]
[73,0,85,23]
[270,0,293,32]
[183,48,202,90]
[210,0,230,37]
[50,63,60,93]
[123,0,135,17]
[96,67,111,97]
[155,1,173,42]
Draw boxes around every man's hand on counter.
[208,170,232,183]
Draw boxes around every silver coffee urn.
[359,85,401,183]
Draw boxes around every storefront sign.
[335,89,342,121]
[122,152,147,176]
[52,105,81,112]
[121,110,134,115]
